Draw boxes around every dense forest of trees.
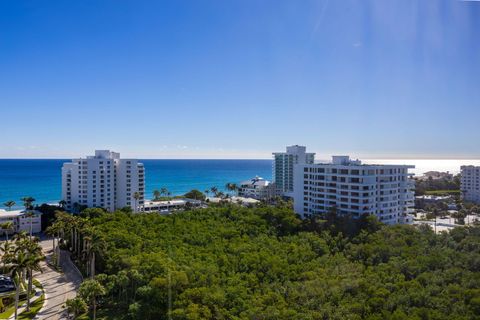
[54,206,480,319]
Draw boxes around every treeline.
[52,206,480,319]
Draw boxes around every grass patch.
[18,294,44,320]
[0,297,28,319]
[0,291,15,300]
[425,190,461,195]
[0,278,45,319]
[32,279,43,290]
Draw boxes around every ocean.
[0,158,479,210]
[0,159,272,209]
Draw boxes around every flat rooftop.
[0,209,41,218]
[144,198,202,207]
[309,162,415,168]
[309,156,415,168]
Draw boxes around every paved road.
[34,239,83,320]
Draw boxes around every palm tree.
[66,297,88,319]
[153,190,161,201]
[84,229,105,279]
[13,232,31,284]
[1,221,14,241]
[45,225,56,256]
[76,219,91,262]
[72,216,86,259]
[55,218,68,268]
[204,190,210,198]
[9,251,29,320]
[59,200,67,209]
[132,192,140,213]
[226,183,238,196]
[13,231,29,246]
[25,212,35,237]
[79,279,106,320]
[3,201,15,211]
[231,183,238,195]
[211,187,218,197]
[160,187,168,198]
[45,222,62,267]
[0,240,14,273]
[21,197,35,238]
[21,197,35,211]
[67,215,80,255]
[24,242,44,312]
[57,213,75,252]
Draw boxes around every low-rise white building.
[143,199,202,213]
[413,213,480,233]
[294,156,415,224]
[461,166,480,204]
[238,176,276,200]
[415,195,451,202]
[208,196,261,206]
[0,209,42,235]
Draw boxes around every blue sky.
[1,0,479,159]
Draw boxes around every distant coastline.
[363,159,480,176]
[1,158,479,209]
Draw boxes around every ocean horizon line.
[1,158,480,207]
[1,157,480,161]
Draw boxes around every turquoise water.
[0,159,272,209]
[1,158,478,210]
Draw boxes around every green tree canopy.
[183,190,206,201]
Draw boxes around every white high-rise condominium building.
[62,150,145,212]
[273,145,315,197]
[294,156,415,224]
[461,166,480,204]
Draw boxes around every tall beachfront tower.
[273,145,315,198]
[293,156,415,225]
[62,150,145,212]
[461,166,480,204]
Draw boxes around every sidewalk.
[33,241,83,320]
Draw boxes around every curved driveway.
[34,239,83,320]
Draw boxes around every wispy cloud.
[310,0,330,40]
[14,146,40,151]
